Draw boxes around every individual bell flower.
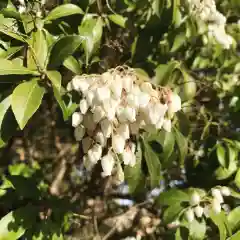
[163,119,171,132]
[74,125,85,141]
[18,5,26,13]
[72,112,83,127]
[93,106,105,123]
[86,90,95,105]
[103,98,119,121]
[220,186,231,196]
[94,131,107,147]
[122,145,136,166]
[140,82,153,95]
[190,192,201,206]
[211,188,224,203]
[112,134,125,154]
[194,205,204,218]
[88,144,102,164]
[124,107,136,123]
[117,106,128,123]
[66,82,73,91]
[138,92,150,109]
[126,93,139,109]
[100,119,112,138]
[83,155,94,171]
[212,198,221,214]
[72,76,90,93]
[18,0,25,5]
[96,86,111,102]
[115,162,125,185]
[82,137,93,154]
[168,92,181,114]
[101,151,115,177]
[129,122,140,135]
[116,123,130,140]
[122,76,133,93]
[83,113,96,132]
[110,75,122,99]
[80,99,89,114]
[185,208,195,222]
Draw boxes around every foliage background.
[0,0,239,239]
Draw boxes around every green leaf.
[0,46,23,59]
[108,14,127,28]
[78,15,103,64]
[53,87,68,121]
[0,25,25,42]
[189,219,206,240]
[228,207,240,231]
[11,79,45,129]
[217,143,226,167]
[163,203,184,224]
[46,70,62,91]
[0,95,11,128]
[0,59,38,75]
[152,0,165,18]
[235,168,240,188]
[44,4,83,22]
[215,160,237,180]
[174,128,188,165]
[156,189,189,206]
[210,211,227,240]
[125,141,144,193]
[170,32,186,52]
[0,211,25,240]
[63,56,82,74]
[143,139,161,187]
[48,35,83,68]
[27,29,48,70]
[228,231,240,240]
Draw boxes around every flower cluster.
[187,0,233,49]
[185,186,231,222]
[69,67,181,179]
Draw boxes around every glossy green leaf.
[235,168,240,188]
[0,59,38,75]
[143,139,161,187]
[108,14,127,28]
[53,87,68,121]
[46,70,62,91]
[124,141,144,193]
[0,95,11,127]
[228,207,240,231]
[45,4,83,22]
[27,30,48,70]
[189,219,206,240]
[152,0,165,18]
[215,160,237,180]
[170,32,186,52]
[163,203,184,224]
[174,128,188,165]
[78,16,103,64]
[11,79,45,129]
[156,188,189,206]
[228,231,240,240]
[63,56,82,74]
[0,46,23,59]
[210,211,227,240]
[48,35,83,68]
[217,143,226,167]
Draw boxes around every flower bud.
[83,113,96,132]
[212,198,221,214]
[82,137,92,154]
[93,106,105,123]
[122,147,136,166]
[194,205,204,218]
[117,124,130,140]
[110,76,122,99]
[163,119,171,132]
[220,186,231,196]
[115,162,124,184]
[101,151,115,177]
[88,144,102,164]
[168,93,181,114]
[96,87,111,102]
[72,77,89,93]
[190,192,201,206]
[86,91,94,105]
[124,107,136,123]
[122,76,133,93]
[185,208,195,222]
[140,82,153,94]
[72,112,83,127]
[211,188,224,203]
[100,119,112,138]
[66,82,73,91]
[80,99,88,114]
[83,155,94,170]
[138,92,150,108]
[94,131,107,146]
[129,122,140,135]
[112,134,125,154]
[126,94,139,108]
[18,5,26,13]
[74,125,85,141]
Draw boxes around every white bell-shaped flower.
[163,119,171,132]
[74,125,85,141]
[94,131,107,146]
[103,99,118,121]
[96,86,111,102]
[212,198,221,214]
[138,92,150,109]
[185,208,195,222]
[211,188,224,203]
[83,155,94,171]
[129,122,140,135]
[194,205,204,218]
[220,186,231,196]
[122,145,136,166]
[88,144,102,164]
[112,134,125,154]
[86,90,95,105]
[168,93,181,114]
[82,136,92,154]
[93,106,105,123]
[100,119,112,138]
[126,93,139,108]
[82,113,96,132]
[72,77,89,93]
[117,106,128,123]
[110,75,122,99]
[116,123,130,140]
[140,82,153,94]
[80,99,89,114]
[18,5,26,13]
[72,112,83,127]
[124,107,136,123]
[66,82,73,91]
[101,151,115,177]
[190,192,201,206]
[122,76,133,93]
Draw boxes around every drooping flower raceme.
[187,0,233,49]
[70,67,182,180]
